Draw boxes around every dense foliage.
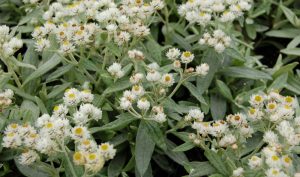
[0,0,300,177]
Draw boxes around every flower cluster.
[187,109,254,149]
[0,89,14,111]
[245,91,300,177]
[119,49,209,123]
[0,25,23,57]
[166,48,210,75]
[32,0,164,54]
[199,29,231,53]
[178,0,252,26]
[2,88,115,175]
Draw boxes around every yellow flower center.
[82,89,91,93]
[46,122,53,129]
[73,152,82,161]
[53,105,60,111]
[82,140,90,146]
[68,93,76,99]
[133,85,140,91]
[88,153,96,160]
[254,95,262,102]
[101,144,109,151]
[249,108,256,115]
[165,76,171,82]
[272,155,279,161]
[285,96,293,103]
[284,156,291,163]
[75,127,83,135]
[272,170,279,175]
[268,103,276,110]
[7,132,14,137]
[10,123,18,129]
[183,51,191,58]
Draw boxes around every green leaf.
[280,5,300,27]
[220,67,272,80]
[210,94,227,120]
[5,84,35,101]
[281,48,300,56]
[216,80,233,101]
[171,32,192,51]
[287,35,300,48]
[183,82,207,105]
[35,96,48,114]
[20,100,40,122]
[165,139,189,165]
[108,153,126,177]
[273,62,298,78]
[15,159,56,177]
[285,75,300,95]
[103,77,132,95]
[204,150,229,176]
[145,37,162,64]
[90,113,136,133]
[107,43,122,57]
[47,83,71,99]
[268,73,288,91]
[197,50,222,94]
[144,121,167,151]
[135,121,155,177]
[184,161,217,177]
[46,64,73,82]
[172,142,195,152]
[11,56,36,70]
[266,29,300,38]
[23,54,62,86]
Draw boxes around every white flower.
[266,155,282,168]
[153,112,167,123]
[2,132,22,148]
[99,142,116,160]
[166,48,181,60]
[146,70,161,82]
[137,98,150,110]
[248,107,263,120]
[219,134,236,147]
[35,136,59,155]
[18,150,39,165]
[53,104,68,118]
[214,43,225,53]
[77,139,97,152]
[265,168,282,177]
[80,89,94,103]
[131,85,145,96]
[209,120,228,137]
[84,152,105,172]
[150,0,164,10]
[188,109,204,121]
[130,73,144,84]
[63,88,81,106]
[180,51,194,63]
[107,63,124,78]
[160,73,175,87]
[249,94,265,107]
[120,97,132,110]
[71,126,90,141]
[35,38,50,52]
[196,63,209,76]
[128,49,144,60]
[232,167,244,177]
[263,131,279,146]
[248,156,262,169]
[148,62,160,70]
[79,104,102,121]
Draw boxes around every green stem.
[60,143,78,177]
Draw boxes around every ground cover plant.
[0,0,300,177]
